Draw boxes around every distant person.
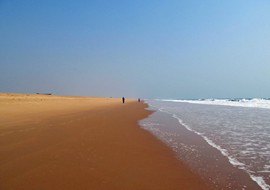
[138,98,141,102]
[122,97,125,104]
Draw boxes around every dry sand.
[0,93,208,190]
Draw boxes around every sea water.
[140,99,270,190]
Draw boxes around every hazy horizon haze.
[1,0,270,99]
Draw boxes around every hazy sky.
[1,0,270,99]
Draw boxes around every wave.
[159,98,270,109]
[152,105,270,190]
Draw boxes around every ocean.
[139,99,270,190]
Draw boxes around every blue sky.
[1,0,270,99]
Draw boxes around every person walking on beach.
[122,97,125,104]
[138,98,141,102]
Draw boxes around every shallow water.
[140,100,270,190]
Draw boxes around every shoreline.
[0,93,208,190]
[140,102,263,190]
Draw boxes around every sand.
[0,93,208,190]
[142,111,262,190]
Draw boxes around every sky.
[1,0,270,99]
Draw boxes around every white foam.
[172,114,246,167]
[159,98,270,109]
[250,175,270,190]
[155,107,270,190]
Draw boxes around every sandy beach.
[0,93,208,190]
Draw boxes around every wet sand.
[140,110,262,190]
[0,93,208,190]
